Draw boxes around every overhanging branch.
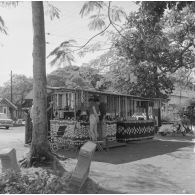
[47,23,111,58]
[108,1,130,42]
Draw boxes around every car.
[0,113,13,129]
[16,119,26,125]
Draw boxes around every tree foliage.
[76,1,195,99]
[46,1,195,99]
[0,74,33,106]
[44,2,60,20]
[47,40,76,67]
[47,1,127,68]
[172,68,195,90]
[47,65,102,90]
[109,2,195,98]
[0,16,7,34]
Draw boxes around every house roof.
[0,98,17,110]
[24,86,162,102]
[47,86,159,102]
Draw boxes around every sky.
[0,1,138,86]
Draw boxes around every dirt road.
[0,127,195,193]
[62,136,195,193]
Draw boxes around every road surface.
[0,126,195,193]
[0,126,29,160]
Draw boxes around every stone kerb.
[0,148,21,173]
[71,141,97,189]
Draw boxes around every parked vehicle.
[16,119,26,125]
[0,113,13,129]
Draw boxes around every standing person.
[98,95,107,140]
[47,101,54,136]
[30,102,34,123]
[25,108,33,144]
[24,101,34,145]
[88,96,99,141]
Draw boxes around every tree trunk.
[20,2,66,170]
[30,1,51,165]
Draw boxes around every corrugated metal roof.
[47,86,159,101]
[24,86,162,102]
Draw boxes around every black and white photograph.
[0,1,195,194]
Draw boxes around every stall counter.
[49,119,118,151]
[116,120,155,142]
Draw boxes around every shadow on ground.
[58,138,194,164]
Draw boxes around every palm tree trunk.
[29,1,51,165]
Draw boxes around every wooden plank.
[125,96,127,119]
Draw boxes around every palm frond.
[80,1,105,17]
[110,6,126,22]
[48,41,75,67]
[88,15,106,30]
[0,16,7,34]
[47,39,77,58]
[44,2,60,20]
[60,39,77,47]
[48,47,59,58]
[50,56,60,67]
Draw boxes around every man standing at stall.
[88,96,99,141]
[47,101,54,136]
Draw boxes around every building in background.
[0,98,17,120]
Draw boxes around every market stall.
[47,86,160,151]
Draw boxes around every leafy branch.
[107,1,130,42]
[48,1,132,66]
[0,16,7,34]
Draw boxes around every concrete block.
[0,148,20,173]
[71,141,96,188]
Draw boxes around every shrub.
[0,169,74,194]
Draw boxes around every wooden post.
[10,70,13,103]
[74,91,76,119]
[146,101,149,120]
[134,99,137,113]
[125,96,127,119]
[56,93,59,107]
[114,96,116,117]
[119,96,121,117]
[130,98,133,116]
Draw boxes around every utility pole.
[11,70,13,103]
